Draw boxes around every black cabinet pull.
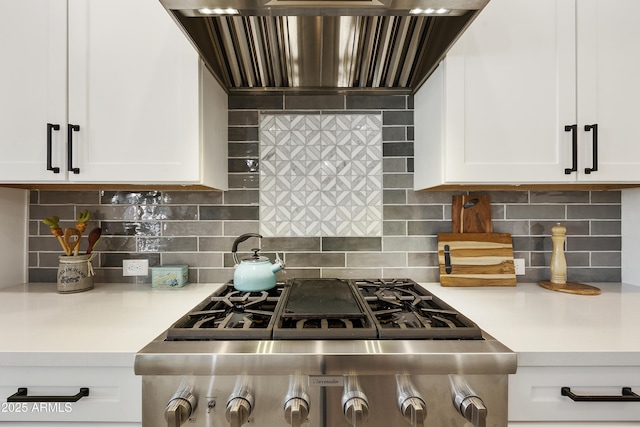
[584,123,598,174]
[67,124,80,174]
[564,124,578,174]
[561,387,640,402]
[46,123,60,173]
[7,387,89,403]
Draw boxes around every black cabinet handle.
[67,124,80,174]
[561,387,640,402]
[7,387,89,403]
[584,124,598,174]
[46,123,60,173]
[564,124,578,174]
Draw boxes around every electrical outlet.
[123,259,149,276]
[514,258,525,276]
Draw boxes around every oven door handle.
[561,387,640,402]
[7,387,89,403]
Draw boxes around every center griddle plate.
[273,278,377,339]
[283,278,364,318]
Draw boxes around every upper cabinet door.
[441,0,578,184]
[415,0,640,189]
[0,0,68,182]
[67,0,202,183]
[576,0,640,182]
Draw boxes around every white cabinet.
[0,364,140,425]
[414,0,640,189]
[0,424,138,427]
[509,357,640,425]
[510,424,636,427]
[0,0,227,189]
[0,0,67,182]
[575,0,640,183]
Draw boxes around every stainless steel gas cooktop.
[136,278,517,427]
[165,278,482,341]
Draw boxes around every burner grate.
[352,278,483,339]
[165,283,285,340]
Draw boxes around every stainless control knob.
[342,376,369,427]
[225,395,253,427]
[165,390,197,427]
[398,396,427,427]
[284,375,310,427]
[284,397,310,427]
[449,375,487,427]
[343,395,369,427]
[396,375,427,427]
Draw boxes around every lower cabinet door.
[0,366,140,424]
[510,424,639,426]
[509,366,640,423]
[2,424,140,426]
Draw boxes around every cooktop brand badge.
[308,375,344,387]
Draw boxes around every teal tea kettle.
[232,233,285,291]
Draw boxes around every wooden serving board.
[539,280,601,295]
[451,195,492,233]
[437,233,516,287]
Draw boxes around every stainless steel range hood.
[160,0,489,92]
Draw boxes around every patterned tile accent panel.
[259,114,383,237]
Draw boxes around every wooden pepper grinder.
[539,224,601,295]
[550,223,567,284]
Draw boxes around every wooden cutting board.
[437,233,516,287]
[451,195,492,233]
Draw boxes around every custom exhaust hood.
[160,0,489,92]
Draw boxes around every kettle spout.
[271,253,285,273]
[271,260,284,274]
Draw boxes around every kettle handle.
[232,233,262,264]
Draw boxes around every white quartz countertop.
[418,282,640,365]
[1,281,639,366]
[0,282,223,366]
